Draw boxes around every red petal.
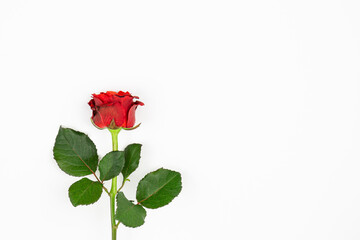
[91,112,106,129]
[118,95,134,112]
[89,91,143,129]
[112,102,127,127]
[117,91,131,96]
[88,99,95,108]
[126,101,144,128]
[92,92,114,105]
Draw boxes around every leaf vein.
[138,174,178,204]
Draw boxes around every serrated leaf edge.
[122,143,142,179]
[99,151,125,181]
[137,168,182,209]
[53,126,99,177]
[115,192,147,228]
[68,178,103,207]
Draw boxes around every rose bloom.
[88,91,144,129]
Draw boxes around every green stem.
[110,187,117,240]
[109,128,121,240]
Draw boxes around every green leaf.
[68,178,103,207]
[99,151,125,181]
[136,168,182,209]
[53,127,98,177]
[115,192,146,228]
[121,144,142,179]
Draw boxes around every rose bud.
[88,91,144,129]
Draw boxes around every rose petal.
[92,111,107,129]
[112,102,127,128]
[89,91,144,129]
[88,99,95,108]
[93,92,115,105]
[115,94,134,113]
[126,101,144,128]
[117,91,131,96]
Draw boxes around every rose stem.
[109,128,121,240]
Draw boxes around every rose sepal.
[91,118,141,131]
[122,123,141,131]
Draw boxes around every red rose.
[88,91,144,129]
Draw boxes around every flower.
[88,91,144,129]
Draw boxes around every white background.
[1,0,360,239]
